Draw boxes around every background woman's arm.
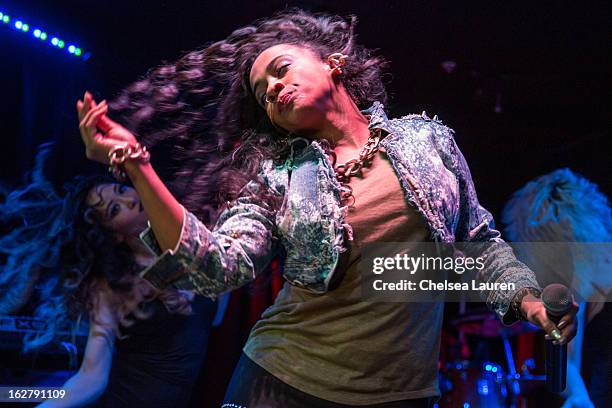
[37,327,114,408]
[561,301,594,407]
[37,288,117,408]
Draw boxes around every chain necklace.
[327,128,383,206]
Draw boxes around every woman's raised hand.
[77,91,138,164]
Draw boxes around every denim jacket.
[140,101,540,324]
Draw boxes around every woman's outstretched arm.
[77,92,279,296]
[37,290,116,408]
[123,159,184,252]
[430,120,578,344]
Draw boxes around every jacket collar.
[361,100,395,136]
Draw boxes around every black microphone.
[541,283,573,393]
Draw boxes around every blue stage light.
[477,378,490,396]
[1,9,88,59]
[491,366,498,373]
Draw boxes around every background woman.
[503,168,612,408]
[0,146,216,408]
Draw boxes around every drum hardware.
[439,309,548,407]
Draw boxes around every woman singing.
[76,9,579,407]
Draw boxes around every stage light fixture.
[0,9,88,59]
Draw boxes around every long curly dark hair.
[110,8,389,220]
[0,146,189,351]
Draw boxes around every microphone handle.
[545,337,567,392]
[542,284,573,393]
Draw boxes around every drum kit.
[437,310,549,408]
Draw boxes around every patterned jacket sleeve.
[138,178,279,298]
[434,123,541,325]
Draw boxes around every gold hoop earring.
[328,52,348,75]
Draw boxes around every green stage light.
[1,10,87,59]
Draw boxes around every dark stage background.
[0,0,610,406]
[1,0,609,207]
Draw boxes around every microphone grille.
[541,284,573,316]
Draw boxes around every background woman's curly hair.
[0,145,190,351]
[110,8,389,223]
